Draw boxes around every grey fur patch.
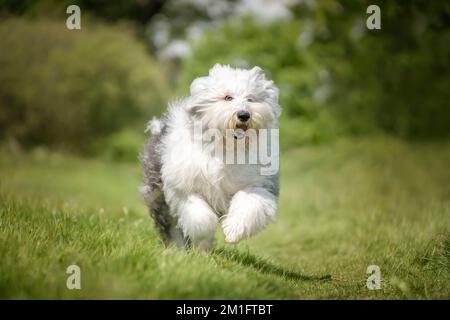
[267,173,280,197]
[139,122,173,244]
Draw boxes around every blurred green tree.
[0,18,169,153]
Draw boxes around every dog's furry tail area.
[145,117,163,135]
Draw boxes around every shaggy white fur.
[140,64,281,250]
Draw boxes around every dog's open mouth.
[234,125,248,140]
[236,123,248,131]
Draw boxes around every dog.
[140,64,281,250]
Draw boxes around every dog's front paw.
[222,215,246,243]
[222,188,278,243]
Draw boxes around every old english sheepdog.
[140,64,281,250]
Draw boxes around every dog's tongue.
[234,126,247,139]
[236,123,248,131]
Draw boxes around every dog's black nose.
[237,110,251,122]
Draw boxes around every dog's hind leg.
[168,226,192,248]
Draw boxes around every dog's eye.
[224,95,234,101]
[247,97,254,102]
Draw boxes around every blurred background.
[0,0,449,158]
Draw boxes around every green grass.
[0,137,449,299]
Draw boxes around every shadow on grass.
[212,247,332,282]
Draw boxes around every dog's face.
[188,64,281,133]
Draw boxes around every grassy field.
[0,137,449,299]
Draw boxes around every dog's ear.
[249,66,269,84]
[266,80,281,118]
[249,66,264,77]
[261,76,281,119]
[190,76,209,96]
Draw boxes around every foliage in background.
[180,1,450,148]
[0,0,164,24]
[0,18,168,153]
[95,128,146,162]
